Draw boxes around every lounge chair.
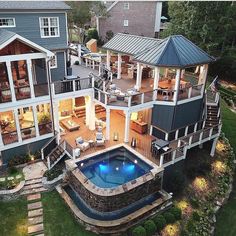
[75,137,90,151]
[95,132,105,146]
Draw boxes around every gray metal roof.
[103,33,215,68]
[0,29,16,45]
[102,33,162,55]
[134,35,215,68]
[0,1,70,11]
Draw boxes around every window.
[50,54,57,68]
[0,18,15,27]
[39,17,59,38]
[124,3,129,10]
[124,20,129,27]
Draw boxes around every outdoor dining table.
[151,139,170,156]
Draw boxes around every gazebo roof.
[103,34,215,68]
[102,33,162,56]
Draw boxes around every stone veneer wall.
[68,172,162,212]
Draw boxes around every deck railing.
[41,131,58,160]
[1,130,18,145]
[64,140,75,159]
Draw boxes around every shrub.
[143,220,157,236]
[132,226,146,236]
[163,212,176,224]
[170,207,182,220]
[192,211,200,221]
[43,165,63,181]
[74,61,80,65]
[153,215,166,231]
[8,167,18,175]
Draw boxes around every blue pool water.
[64,185,161,220]
[77,146,153,188]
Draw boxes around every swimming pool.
[77,146,153,188]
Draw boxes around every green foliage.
[170,207,182,220]
[153,214,166,231]
[166,170,186,196]
[38,113,51,124]
[43,165,63,181]
[106,30,114,41]
[192,211,200,222]
[132,225,146,236]
[8,167,18,175]
[86,28,99,41]
[163,1,236,81]
[163,212,176,224]
[143,220,157,236]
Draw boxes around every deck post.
[26,59,35,98]
[106,108,110,140]
[6,61,16,102]
[117,53,122,79]
[173,69,181,104]
[135,62,143,90]
[153,67,160,90]
[124,111,131,143]
[52,101,60,142]
[149,125,153,135]
[210,137,218,157]
[106,50,111,70]
[32,104,40,137]
[13,108,22,143]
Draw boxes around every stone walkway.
[27,193,44,235]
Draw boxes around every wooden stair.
[74,105,106,118]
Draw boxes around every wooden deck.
[60,110,180,166]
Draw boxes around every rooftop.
[0,1,70,11]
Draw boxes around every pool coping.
[65,144,163,197]
[57,184,172,229]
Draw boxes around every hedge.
[143,220,157,236]
[132,226,146,236]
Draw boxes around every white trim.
[107,1,119,12]
[0,17,15,28]
[65,12,69,45]
[0,34,54,57]
[123,20,129,27]
[39,17,60,38]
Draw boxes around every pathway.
[21,162,48,235]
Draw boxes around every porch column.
[181,69,185,79]
[13,108,22,142]
[32,104,40,137]
[77,44,82,65]
[198,64,208,85]
[124,111,131,143]
[210,137,218,157]
[85,96,95,131]
[164,68,168,77]
[105,108,110,140]
[52,101,60,140]
[173,69,181,104]
[26,59,35,98]
[135,63,143,90]
[153,67,160,89]
[106,50,111,70]
[6,61,16,102]
[117,53,122,79]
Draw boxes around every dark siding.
[1,138,51,164]
[51,51,65,81]
[151,98,204,132]
[0,12,67,49]
[172,98,204,130]
[34,59,47,84]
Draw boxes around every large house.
[0,1,222,233]
[94,1,163,41]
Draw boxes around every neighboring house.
[95,1,162,41]
[0,1,70,165]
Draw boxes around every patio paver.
[28,215,43,225]
[28,202,42,210]
[28,208,43,218]
[28,223,44,234]
[27,193,41,201]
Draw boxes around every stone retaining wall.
[69,171,162,212]
[42,173,65,190]
[0,180,25,200]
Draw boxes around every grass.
[42,191,96,236]
[215,100,236,236]
[0,197,28,236]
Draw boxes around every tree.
[162,2,236,81]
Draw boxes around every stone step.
[25,178,42,186]
[24,183,43,190]
[28,202,42,210]
[21,187,47,195]
[28,223,44,235]
[28,215,43,225]
[27,193,41,202]
[34,234,44,236]
[28,208,43,218]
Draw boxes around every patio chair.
[75,137,90,152]
[95,132,105,146]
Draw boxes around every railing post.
[47,156,51,170]
[105,93,108,105]
[72,80,75,92]
[165,132,169,141]
[177,139,181,147]
[92,60,95,70]
[103,81,106,92]
[128,96,131,107]
[141,93,144,104]
[188,87,192,98]
[199,131,203,143]
[209,127,213,139]
[110,72,113,82]
[85,58,88,67]
[175,130,179,140]
[41,149,44,160]
[51,83,55,97]
[98,91,101,101]
[184,126,189,136]
[172,150,176,164]
[152,90,157,101]
[194,123,198,132]
[189,135,193,145]
[160,154,164,167]
[91,75,95,88]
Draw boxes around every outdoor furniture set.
[151,139,171,157]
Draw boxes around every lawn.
[215,100,236,236]
[42,191,96,236]
[0,197,28,236]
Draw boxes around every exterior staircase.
[205,103,221,132]
[21,177,46,195]
[74,105,106,118]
